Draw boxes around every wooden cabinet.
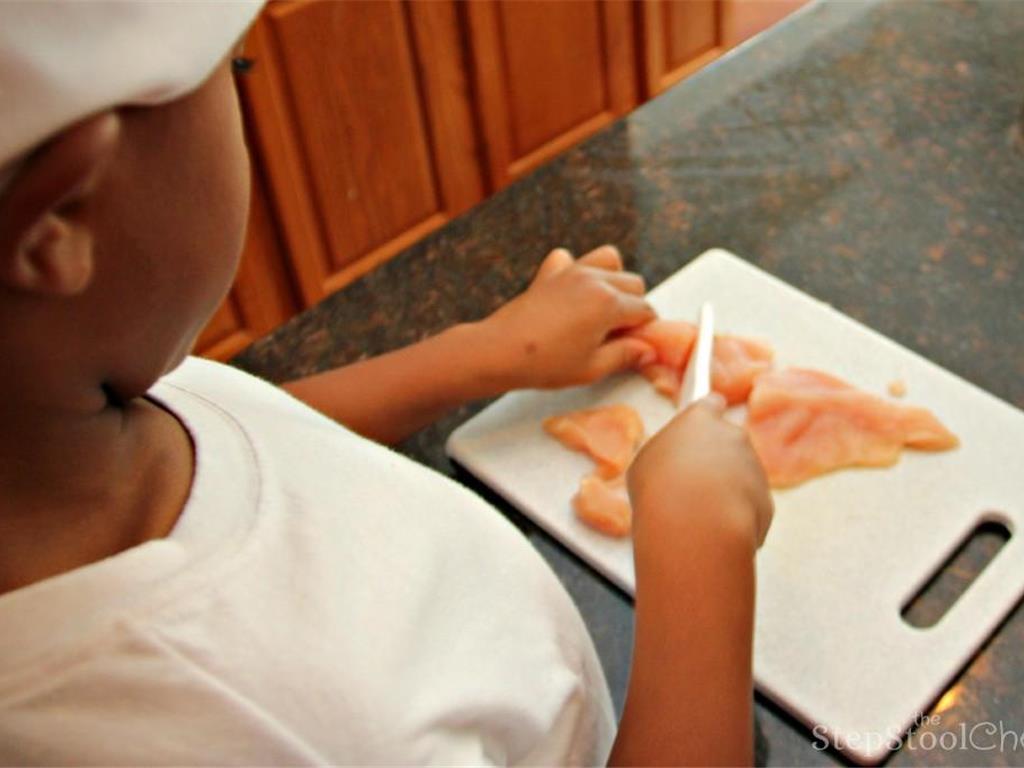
[638,0,805,97]
[640,0,724,97]
[196,0,806,357]
[238,0,482,306]
[722,0,807,48]
[466,0,637,188]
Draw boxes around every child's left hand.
[476,245,657,390]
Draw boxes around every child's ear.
[0,112,120,297]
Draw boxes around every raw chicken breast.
[573,475,631,537]
[628,319,697,369]
[712,335,775,405]
[637,363,681,399]
[626,319,773,404]
[627,320,697,400]
[747,368,959,488]
[543,404,645,479]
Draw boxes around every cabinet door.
[195,161,297,361]
[721,0,807,47]
[466,0,637,189]
[641,0,807,97]
[640,0,724,98]
[240,0,483,305]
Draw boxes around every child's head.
[0,2,261,406]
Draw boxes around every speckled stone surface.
[234,1,1024,764]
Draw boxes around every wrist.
[629,479,760,561]
[442,321,519,399]
[460,316,535,394]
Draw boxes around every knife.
[679,301,715,406]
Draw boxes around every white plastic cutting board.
[446,249,1024,764]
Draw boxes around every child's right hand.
[627,395,774,550]
[613,395,773,766]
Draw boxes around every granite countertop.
[234,1,1024,764]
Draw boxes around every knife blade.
[679,301,715,407]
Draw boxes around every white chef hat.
[0,0,264,194]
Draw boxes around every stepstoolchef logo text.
[812,715,1024,755]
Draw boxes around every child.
[0,3,773,765]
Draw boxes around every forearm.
[282,322,508,445]
[280,246,657,443]
[609,501,757,767]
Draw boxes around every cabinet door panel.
[243,0,483,304]
[641,0,724,97]
[499,1,606,156]
[721,0,807,47]
[468,0,637,187]
[269,1,438,270]
[642,0,807,97]
[663,0,718,68]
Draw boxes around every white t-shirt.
[0,357,615,765]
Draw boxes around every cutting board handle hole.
[900,519,1011,629]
